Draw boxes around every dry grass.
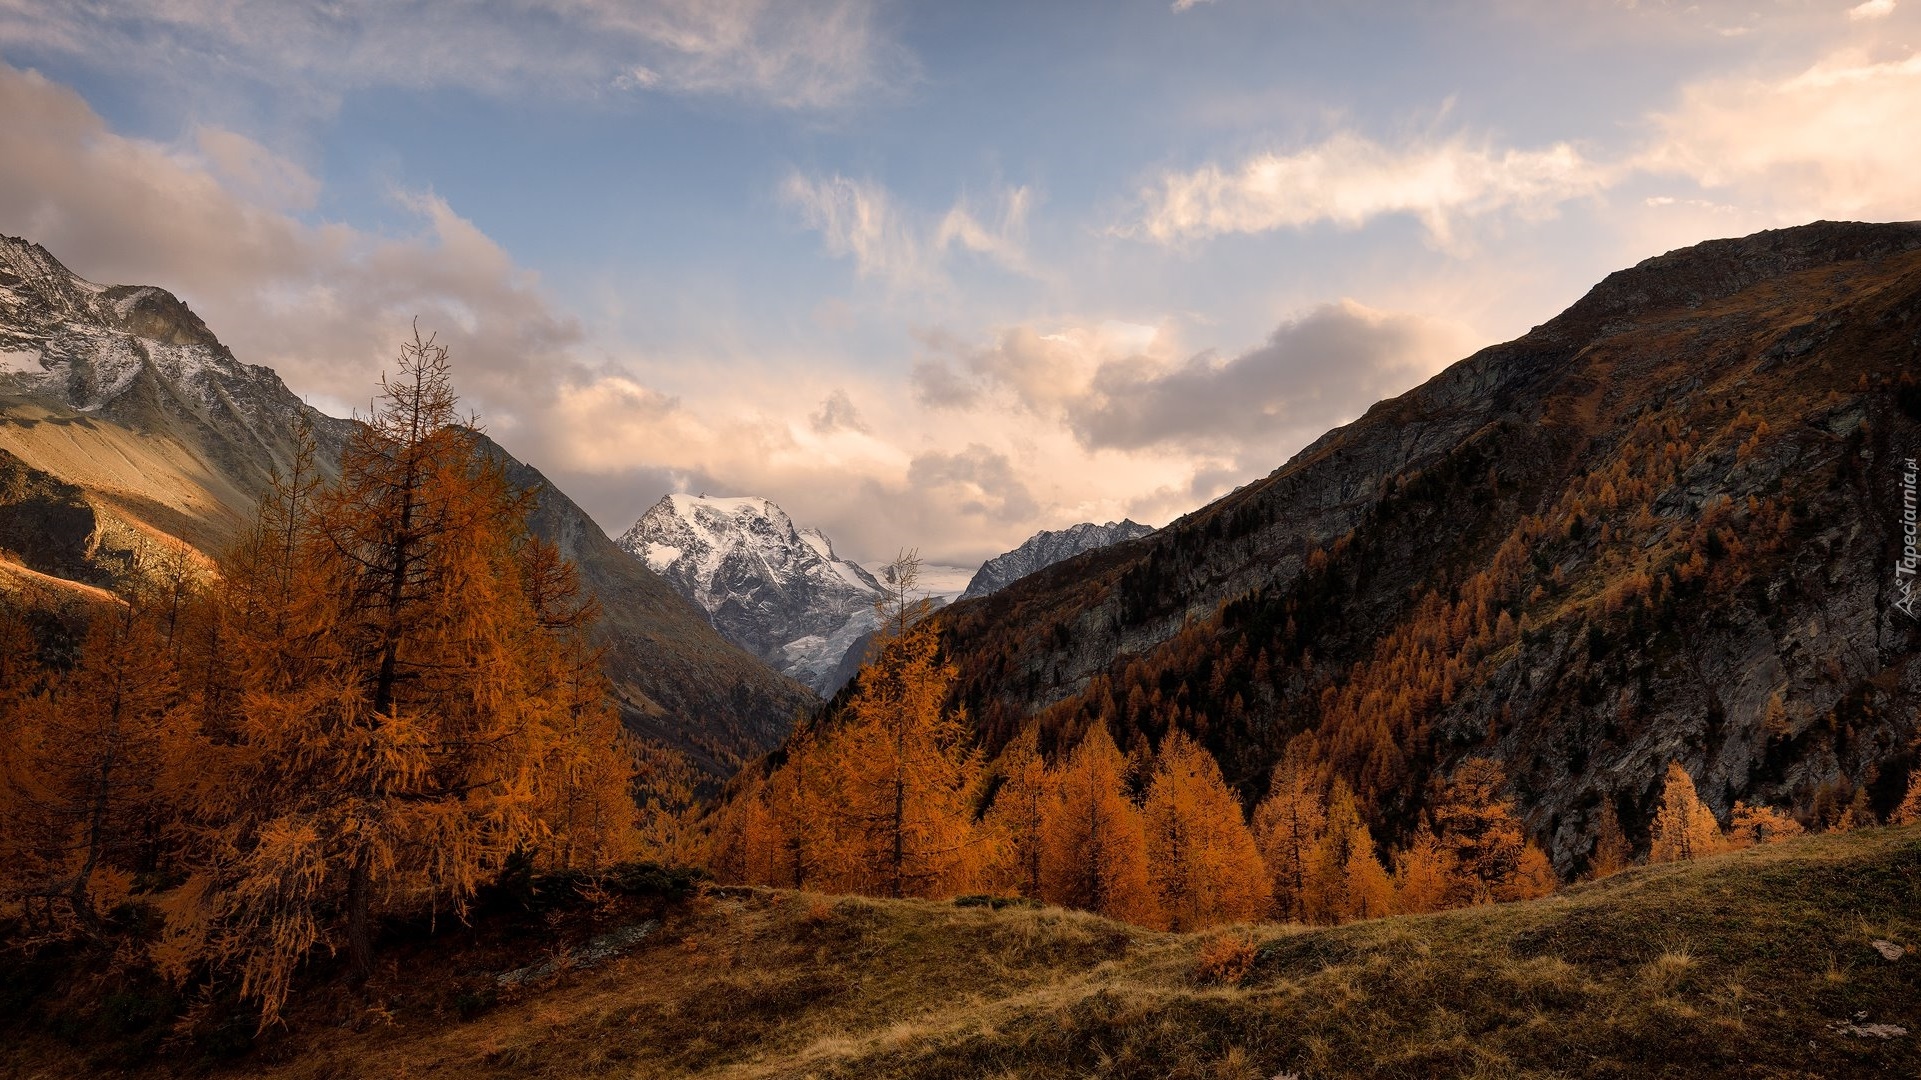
[6,827,1921,1079]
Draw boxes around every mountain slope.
[0,234,813,773]
[617,494,884,693]
[959,519,1155,601]
[13,825,1919,1078]
[934,220,1921,871]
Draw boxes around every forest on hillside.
[6,336,1917,1043]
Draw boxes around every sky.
[1,0,1918,567]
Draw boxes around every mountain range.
[0,235,814,775]
[959,519,1155,601]
[929,220,1921,873]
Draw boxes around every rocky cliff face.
[0,234,814,774]
[960,520,1155,601]
[617,494,884,694]
[934,220,1921,873]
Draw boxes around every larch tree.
[1648,762,1724,863]
[828,552,982,899]
[1251,742,1327,922]
[1893,772,1921,826]
[1589,798,1632,878]
[1392,824,1455,914]
[1,591,177,936]
[743,727,838,889]
[158,328,638,1024]
[1303,779,1393,924]
[1431,758,1546,904]
[517,535,641,870]
[1040,723,1158,926]
[1728,800,1805,847]
[1140,731,1270,931]
[980,725,1053,898]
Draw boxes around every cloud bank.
[0,0,912,110]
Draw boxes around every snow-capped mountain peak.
[959,519,1156,601]
[616,494,884,693]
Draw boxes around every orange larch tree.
[1303,779,1393,924]
[1140,731,1270,931]
[156,329,639,1024]
[1648,762,1724,863]
[1431,758,1555,904]
[1039,723,1158,926]
[1,590,177,936]
[1251,741,1328,922]
[826,553,982,899]
[1728,800,1805,847]
[1392,824,1455,914]
[1588,797,1632,878]
[980,725,1053,898]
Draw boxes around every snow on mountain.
[616,494,886,693]
[0,234,353,477]
[959,519,1156,601]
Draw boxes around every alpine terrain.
[959,519,1157,601]
[617,493,887,693]
[932,220,1921,874]
[0,234,814,773]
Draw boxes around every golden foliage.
[1648,763,1724,863]
[1039,724,1158,926]
[1251,741,1327,922]
[1140,731,1270,931]
[1728,801,1805,847]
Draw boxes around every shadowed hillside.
[7,824,1917,1079]
[932,220,1921,870]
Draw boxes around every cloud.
[809,388,869,434]
[905,445,1040,523]
[1129,132,1611,245]
[909,303,1473,469]
[0,0,912,111]
[1642,49,1921,218]
[1063,301,1473,454]
[1171,0,1216,12]
[194,128,321,211]
[1849,0,1896,20]
[782,172,1033,290]
[0,62,582,424]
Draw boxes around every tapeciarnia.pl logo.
[1900,457,1919,620]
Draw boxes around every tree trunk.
[346,850,374,981]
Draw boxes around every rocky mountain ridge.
[931,220,1921,874]
[959,519,1155,601]
[0,235,813,774]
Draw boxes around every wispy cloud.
[782,172,1034,290]
[1127,133,1611,246]
[1642,49,1921,218]
[1849,0,1896,21]
[0,0,914,111]
[1127,41,1921,249]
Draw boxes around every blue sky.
[1,0,1917,565]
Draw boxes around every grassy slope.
[11,826,1918,1080]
